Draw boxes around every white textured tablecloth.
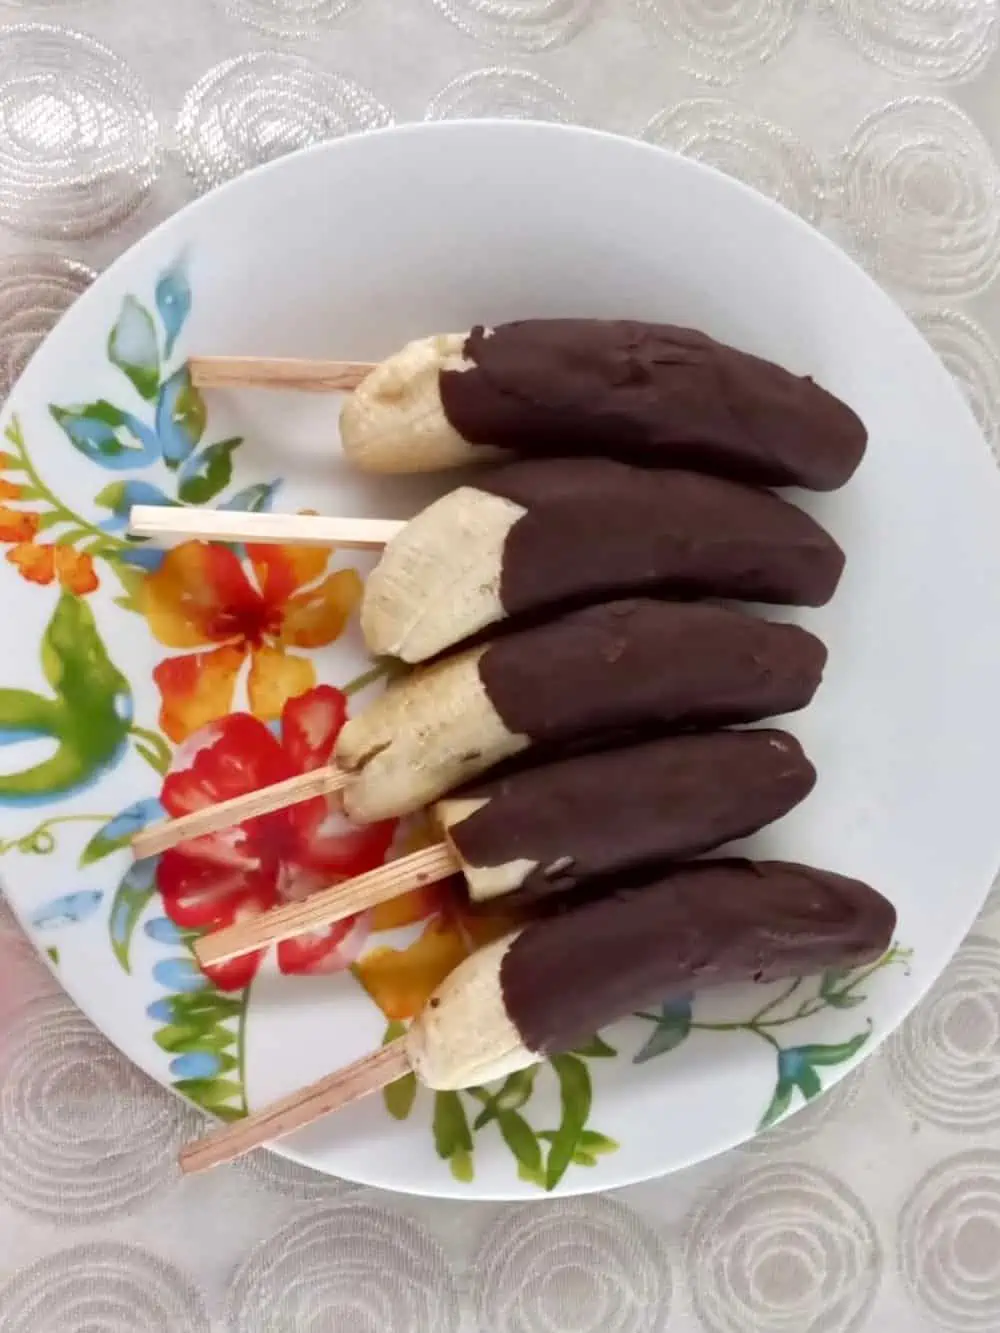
[2,4,1000,1330]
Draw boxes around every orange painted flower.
[354,864,521,1022]
[141,539,362,742]
[6,541,98,594]
[0,508,38,544]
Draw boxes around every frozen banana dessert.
[340,320,867,489]
[362,457,845,662]
[336,598,827,821]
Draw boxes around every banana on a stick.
[362,457,845,663]
[336,597,827,822]
[340,320,867,490]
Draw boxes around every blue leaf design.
[95,481,176,533]
[153,957,208,993]
[109,857,157,972]
[147,999,175,1023]
[144,916,183,945]
[633,994,693,1064]
[81,797,164,866]
[220,481,281,513]
[108,296,160,400]
[50,401,160,470]
[118,544,166,574]
[169,1052,223,1080]
[30,890,103,929]
[156,263,192,359]
[156,367,205,469]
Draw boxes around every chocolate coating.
[479,599,827,742]
[484,458,844,610]
[439,321,867,491]
[450,729,816,901]
[500,859,896,1056]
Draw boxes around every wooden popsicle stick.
[195,841,458,968]
[129,505,402,551]
[180,1039,411,1174]
[132,767,349,861]
[188,356,374,393]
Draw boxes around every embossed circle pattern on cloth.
[426,67,576,121]
[176,54,392,193]
[0,992,196,1223]
[884,934,1000,1132]
[685,1162,881,1332]
[898,1151,1000,1330]
[836,96,1000,296]
[430,0,597,52]
[744,1066,867,1154]
[224,1203,462,1332]
[0,1243,209,1331]
[822,0,998,83]
[912,310,1000,455]
[643,99,825,225]
[219,0,361,36]
[236,1146,360,1200]
[636,0,805,82]
[0,25,160,239]
[471,1196,672,1333]
[0,253,94,399]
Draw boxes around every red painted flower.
[156,685,396,991]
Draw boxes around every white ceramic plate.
[2,122,1000,1199]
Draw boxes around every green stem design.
[4,418,125,553]
[639,946,913,1044]
[0,812,112,857]
[236,978,252,1118]
[343,660,400,697]
[130,724,172,776]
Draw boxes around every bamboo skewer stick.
[129,505,402,551]
[194,842,458,969]
[188,356,374,392]
[133,768,350,861]
[179,1040,412,1174]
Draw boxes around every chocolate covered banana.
[340,320,867,489]
[193,727,818,972]
[336,598,827,821]
[439,728,815,903]
[181,858,895,1172]
[363,458,845,663]
[409,859,896,1087]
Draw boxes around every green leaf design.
[433,1090,473,1162]
[571,1034,617,1059]
[177,437,242,504]
[449,1149,475,1183]
[381,1021,417,1121]
[633,1012,692,1064]
[154,1024,236,1055]
[472,1068,538,1129]
[819,968,866,1009]
[571,1149,598,1168]
[545,1054,592,1191]
[517,1161,547,1189]
[154,992,243,1024]
[108,295,160,399]
[795,1032,871,1067]
[108,859,156,973]
[497,1111,541,1174]
[0,595,131,803]
[576,1130,619,1156]
[46,947,59,967]
[174,1077,244,1115]
[759,1077,795,1130]
[108,559,147,614]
